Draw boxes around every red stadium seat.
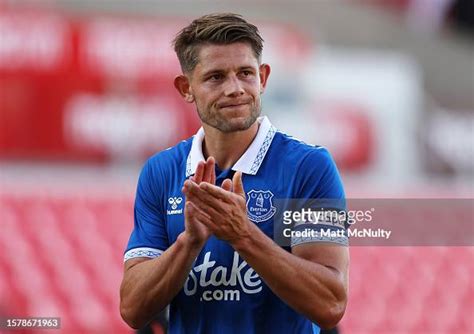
[0,190,472,333]
[342,246,474,333]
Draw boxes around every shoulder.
[271,131,335,168]
[136,137,193,193]
[144,137,193,174]
[271,131,344,198]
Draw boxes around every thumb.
[221,179,233,192]
[232,171,245,198]
[184,201,193,220]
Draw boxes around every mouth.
[218,102,250,109]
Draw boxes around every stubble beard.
[197,100,262,133]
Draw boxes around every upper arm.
[124,158,169,263]
[291,147,349,285]
[292,243,349,288]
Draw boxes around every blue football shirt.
[124,116,346,334]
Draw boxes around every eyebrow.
[201,69,225,78]
[201,66,256,78]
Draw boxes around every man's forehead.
[195,42,259,71]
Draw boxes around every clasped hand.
[181,157,251,245]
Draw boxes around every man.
[120,13,349,334]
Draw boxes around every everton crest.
[246,190,276,223]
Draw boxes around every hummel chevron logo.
[168,196,183,209]
[167,196,183,215]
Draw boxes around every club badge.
[246,190,276,223]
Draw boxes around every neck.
[202,121,259,170]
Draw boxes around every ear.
[258,64,271,94]
[174,75,195,103]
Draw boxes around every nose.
[223,74,244,97]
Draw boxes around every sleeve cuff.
[123,247,165,262]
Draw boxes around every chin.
[217,117,257,133]
[200,105,260,133]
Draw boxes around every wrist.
[178,231,206,252]
[230,235,250,252]
[230,221,258,252]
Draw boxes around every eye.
[208,74,223,81]
[242,70,251,76]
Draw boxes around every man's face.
[185,42,269,133]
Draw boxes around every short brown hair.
[173,13,264,73]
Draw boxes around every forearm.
[120,232,203,329]
[231,226,347,329]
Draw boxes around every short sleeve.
[291,147,348,247]
[297,147,345,200]
[124,159,169,262]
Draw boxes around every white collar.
[185,116,276,177]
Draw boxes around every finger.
[210,157,216,185]
[199,182,232,202]
[186,201,212,222]
[203,156,215,184]
[184,179,213,201]
[186,182,227,217]
[185,201,217,230]
[192,198,223,223]
[221,179,232,192]
[184,200,194,220]
[182,179,198,196]
[194,161,205,183]
[183,178,201,196]
[232,171,245,198]
[183,178,194,189]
